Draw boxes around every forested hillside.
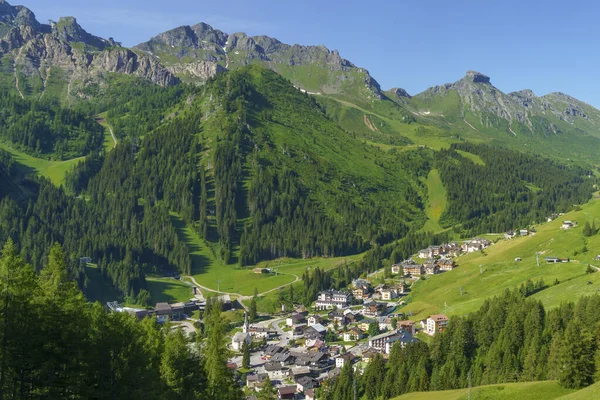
[0,65,594,300]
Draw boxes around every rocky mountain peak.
[53,16,109,50]
[465,70,491,84]
[388,87,411,98]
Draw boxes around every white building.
[426,314,448,336]
[315,290,350,309]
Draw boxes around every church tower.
[242,311,249,333]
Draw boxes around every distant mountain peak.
[388,87,411,98]
[465,70,491,84]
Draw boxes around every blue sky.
[20,0,600,106]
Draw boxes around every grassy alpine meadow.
[145,277,195,304]
[402,196,600,321]
[391,381,574,400]
[170,211,364,296]
[0,142,84,186]
[422,169,448,233]
[559,381,600,399]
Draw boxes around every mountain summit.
[134,22,383,101]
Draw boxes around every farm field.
[402,196,600,320]
[391,381,574,400]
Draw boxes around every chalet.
[296,376,318,393]
[305,338,325,351]
[287,312,306,327]
[437,258,456,271]
[445,242,462,257]
[291,366,311,379]
[315,290,350,310]
[343,328,363,342]
[403,263,424,277]
[352,286,369,299]
[381,288,398,300]
[215,294,232,311]
[277,385,297,400]
[154,302,172,319]
[246,373,267,389]
[362,349,378,363]
[519,229,529,236]
[291,351,329,368]
[305,324,327,340]
[378,316,393,331]
[418,248,433,259]
[425,263,440,275]
[271,351,295,366]
[504,230,517,240]
[391,263,402,275]
[362,302,386,318]
[398,320,416,335]
[328,310,346,324]
[265,344,284,357]
[462,238,491,253]
[265,362,289,380]
[426,314,448,335]
[335,353,355,368]
[253,268,268,274]
[248,326,276,339]
[561,220,576,229]
[307,314,323,326]
[293,325,307,338]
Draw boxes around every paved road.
[183,272,300,311]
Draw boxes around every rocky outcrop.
[166,60,223,83]
[465,70,490,84]
[388,87,412,99]
[91,49,178,87]
[52,16,109,50]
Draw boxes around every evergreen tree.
[249,287,258,322]
[558,318,595,388]
[242,340,250,370]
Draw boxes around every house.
[418,248,433,258]
[424,263,440,275]
[381,288,398,300]
[305,389,316,400]
[519,229,529,236]
[248,326,276,339]
[305,323,327,340]
[253,268,268,274]
[504,231,517,240]
[305,338,325,351]
[246,373,267,389]
[307,314,323,326]
[291,366,311,379]
[291,351,329,368]
[383,330,419,354]
[398,320,416,335]
[378,316,393,331]
[296,376,318,393]
[437,258,456,271]
[277,385,297,399]
[215,294,232,311]
[426,314,448,335]
[361,349,378,363]
[265,344,284,357]
[315,290,350,309]
[343,328,363,342]
[271,351,295,366]
[231,331,251,351]
[362,302,386,318]
[265,362,290,380]
[352,286,369,299]
[335,353,355,368]
[391,264,402,275]
[293,324,307,339]
[287,312,306,327]
[403,263,424,277]
[328,310,346,324]
[561,220,577,229]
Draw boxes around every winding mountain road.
[183,271,300,310]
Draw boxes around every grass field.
[422,169,448,233]
[456,149,485,165]
[391,381,574,400]
[559,381,600,399]
[402,196,600,320]
[146,277,194,304]
[0,142,83,186]
[170,212,364,296]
